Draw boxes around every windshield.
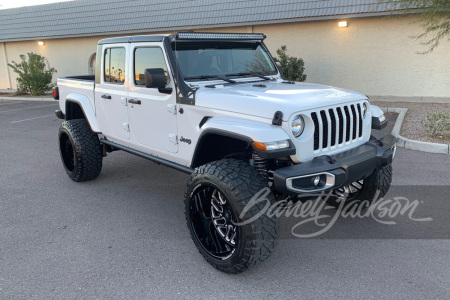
[172,41,278,80]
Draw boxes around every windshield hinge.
[169,134,178,144]
[167,104,177,115]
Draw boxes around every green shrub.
[274,45,307,82]
[422,111,450,136]
[7,52,57,96]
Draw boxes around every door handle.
[128,99,141,105]
[101,94,111,99]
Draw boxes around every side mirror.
[144,68,166,89]
[144,68,173,94]
[275,62,283,78]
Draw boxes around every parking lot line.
[10,114,55,124]
[0,103,58,113]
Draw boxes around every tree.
[274,45,307,82]
[381,0,450,53]
[7,52,57,96]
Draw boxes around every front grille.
[357,104,363,138]
[344,106,351,142]
[336,107,344,144]
[328,109,336,147]
[311,112,320,150]
[311,103,364,151]
[351,105,357,139]
[320,110,328,148]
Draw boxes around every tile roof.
[0,0,396,41]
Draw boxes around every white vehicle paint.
[54,32,396,274]
[55,32,388,169]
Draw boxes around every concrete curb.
[381,107,450,154]
[1,96,54,102]
[370,96,450,104]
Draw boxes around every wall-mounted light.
[338,21,348,28]
[37,41,45,46]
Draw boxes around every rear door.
[95,44,130,140]
[127,43,178,153]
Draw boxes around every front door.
[127,44,178,153]
[95,44,130,140]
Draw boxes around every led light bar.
[176,32,266,40]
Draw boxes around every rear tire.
[185,159,279,274]
[58,119,102,182]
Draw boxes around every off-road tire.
[185,159,279,274]
[356,164,392,201]
[58,119,102,182]
[328,164,393,208]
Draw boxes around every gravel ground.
[372,101,450,144]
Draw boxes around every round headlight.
[362,103,368,118]
[291,115,305,137]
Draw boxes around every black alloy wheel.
[189,184,238,260]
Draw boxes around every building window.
[104,47,126,84]
[88,53,96,75]
[134,47,169,87]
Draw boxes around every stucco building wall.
[1,37,100,89]
[1,16,449,97]
[258,16,450,98]
[0,43,11,89]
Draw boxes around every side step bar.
[100,139,193,174]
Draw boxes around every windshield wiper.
[184,75,236,83]
[225,72,273,81]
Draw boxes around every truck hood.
[194,81,367,121]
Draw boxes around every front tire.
[185,159,279,274]
[58,119,103,182]
[328,164,393,208]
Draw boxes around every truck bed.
[57,75,95,113]
[64,75,95,81]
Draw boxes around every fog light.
[313,175,321,187]
[392,145,397,159]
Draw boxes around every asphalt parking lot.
[1,101,450,299]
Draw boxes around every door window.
[134,47,169,87]
[104,47,126,84]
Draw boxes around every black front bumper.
[272,135,396,195]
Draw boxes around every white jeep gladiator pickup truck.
[54,32,396,274]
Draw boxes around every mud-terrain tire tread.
[58,119,102,182]
[184,159,279,274]
[328,164,393,208]
[358,164,392,202]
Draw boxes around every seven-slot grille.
[311,103,364,151]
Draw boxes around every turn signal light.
[253,140,290,151]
